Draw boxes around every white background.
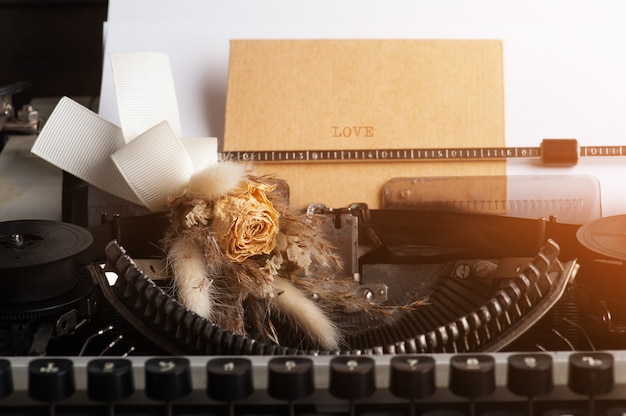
[100,0,626,217]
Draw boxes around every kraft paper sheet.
[224,39,506,209]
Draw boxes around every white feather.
[272,276,342,351]
[168,237,214,320]
[187,161,248,200]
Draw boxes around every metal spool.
[0,220,93,303]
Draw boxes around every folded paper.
[31,97,142,205]
[32,52,218,211]
[111,121,195,211]
[111,52,182,142]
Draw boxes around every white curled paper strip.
[181,137,219,172]
[111,121,194,211]
[31,52,218,212]
[110,52,182,142]
[31,97,143,205]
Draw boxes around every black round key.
[28,358,75,403]
[568,352,614,396]
[389,355,435,400]
[542,410,586,416]
[329,356,376,400]
[144,357,192,402]
[507,353,553,397]
[606,407,626,416]
[449,354,495,399]
[87,358,134,403]
[267,357,314,401]
[0,359,13,399]
[207,358,253,402]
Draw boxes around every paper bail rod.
[225,139,623,166]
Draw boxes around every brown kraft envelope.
[223,39,506,209]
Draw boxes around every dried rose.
[212,182,280,262]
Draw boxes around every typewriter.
[3,54,626,415]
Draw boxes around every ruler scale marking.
[223,140,626,166]
[226,147,544,162]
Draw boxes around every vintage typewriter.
[3,80,626,416]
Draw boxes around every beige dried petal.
[286,241,312,275]
[261,253,284,277]
[184,201,211,227]
[274,232,288,252]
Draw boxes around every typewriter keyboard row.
[2,351,626,415]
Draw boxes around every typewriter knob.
[28,358,75,403]
[329,356,376,400]
[568,352,614,396]
[144,358,192,402]
[389,355,436,400]
[507,353,553,398]
[0,359,12,399]
[267,357,314,401]
[206,358,253,402]
[87,358,134,403]
[449,354,495,399]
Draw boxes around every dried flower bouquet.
[165,161,417,350]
